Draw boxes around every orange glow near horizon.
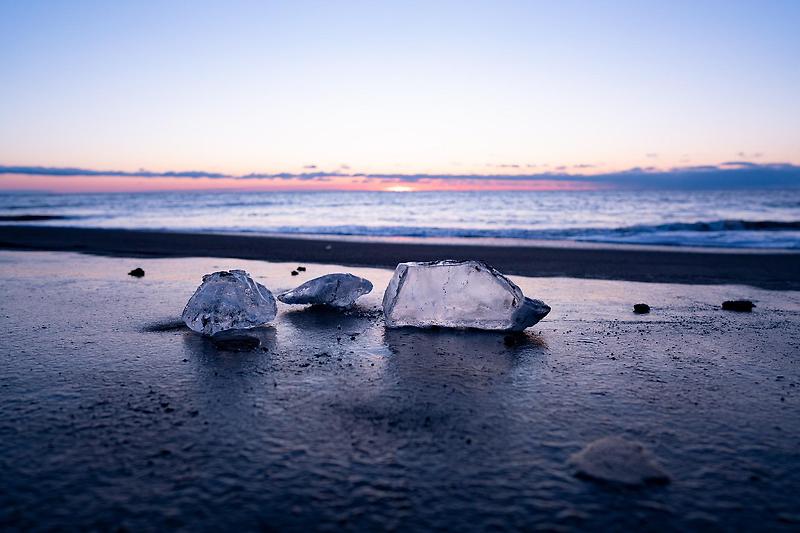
[0,174,609,193]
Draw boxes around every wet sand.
[1,251,799,531]
[1,225,799,289]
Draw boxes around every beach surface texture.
[1,249,799,530]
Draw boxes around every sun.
[383,185,415,192]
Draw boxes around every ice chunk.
[382,260,550,331]
[182,270,277,336]
[278,273,372,308]
[569,436,670,486]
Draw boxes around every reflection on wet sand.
[320,327,552,510]
[383,327,546,388]
[182,326,277,359]
[281,305,381,334]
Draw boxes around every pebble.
[722,300,755,312]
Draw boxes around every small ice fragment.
[278,273,373,308]
[569,436,670,486]
[182,270,277,336]
[382,260,550,331]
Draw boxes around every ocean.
[1,188,799,249]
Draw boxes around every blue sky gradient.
[1,1,798,190]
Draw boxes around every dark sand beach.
[1,247,799,531]
[1,225,799,289]
[4,0,799,529]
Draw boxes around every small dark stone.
[297,266,306,272]
[722,300,755,312]
[504,333,526,347]
[291,270,299,276]
[210,333,261,352]
[633,303,650,314]
[128,267,145,278]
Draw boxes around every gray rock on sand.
[182,270,277,336]
[278,273,373,308]
[382,260,550,331]
[569,436,670,486]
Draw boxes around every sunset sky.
[1,1,798,192]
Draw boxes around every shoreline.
[1,224,799,289]
[201,229,800,254]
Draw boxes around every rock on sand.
[569,436,670,486]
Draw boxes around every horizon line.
[1,161,799,192]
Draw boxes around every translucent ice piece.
[278,273,372,308]
[382,260,550,331]
[182,270,277,336]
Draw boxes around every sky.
[1,0,799,192]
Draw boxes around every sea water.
[1,188,799,249]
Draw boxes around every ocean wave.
[204,200,279,209]
[253,220,800,248]
[0,214,83,222]
[626,219,800,232]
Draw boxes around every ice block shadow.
[141,318,190,333]
[181,326,277,362]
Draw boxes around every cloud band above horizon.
[1,162,799,192]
